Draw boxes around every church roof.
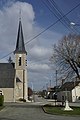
[0,63,15,88]
[14,19,27,54]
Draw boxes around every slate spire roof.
[14,18,27,54]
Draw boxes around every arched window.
[19,57,21,66]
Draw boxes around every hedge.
[19,98,26,102]
[0,95,4,106]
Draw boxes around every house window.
[0,93,2,95]
[0,90,2,95]
[19,57,21,66]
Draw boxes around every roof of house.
[0,63,15,88]
[61,81,80,91]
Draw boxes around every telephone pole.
[55,70,58,106]
[56,70,57,88]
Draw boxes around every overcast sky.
[0,0,80,90]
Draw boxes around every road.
[0,96,79,120]
[34,95,48,103]
[34,95,80,107]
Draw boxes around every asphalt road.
[0,102,80,120]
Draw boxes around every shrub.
[0,95,4,106]
[78,96,80,100]
[19,98,26,102]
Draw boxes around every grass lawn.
[43,105,80,116]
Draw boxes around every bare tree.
[51,34,80,81]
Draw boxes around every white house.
[72,82,80,102]
[57,81,80,102]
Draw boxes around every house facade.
[0,18,28,102]
[72,83,80,102]
[57,81,80,102]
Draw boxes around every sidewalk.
[46,99,80,107]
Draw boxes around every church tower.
[14,18,28,101]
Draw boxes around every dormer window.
[19,57,21,66]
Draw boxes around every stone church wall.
[1,88,14,102]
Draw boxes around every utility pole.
[50,80,51,88]
[56,70,57,89]
[46,83,48,90]
[55,70,58,106]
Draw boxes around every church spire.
[14,15,27,54]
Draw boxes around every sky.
[0,0,80,91]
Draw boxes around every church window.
[19,57,21,66]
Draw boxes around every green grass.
[43,105,80,116]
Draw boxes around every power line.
[0,2,80,60]
[42,0,79,33]
[0,51,13,61]
[42,0,72,32]
[51,0,80,33]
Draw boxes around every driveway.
[0,102,80,120]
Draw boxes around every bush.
[0,95,4,106]
[78,96,80,100]
[19,98,26,102]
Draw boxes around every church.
[0,18,28,102]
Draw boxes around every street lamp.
[70,22,80,26]
[56,70,57,91]
[70,21,80,68]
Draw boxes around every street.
[0,102,79,120]
[34,95,80,107]
[0,96,80,120]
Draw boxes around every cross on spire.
[19,8,21,21]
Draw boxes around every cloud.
[27,25,62,64]
[0,0,62,60]
[0,1,35,61]
[28,61,50,73]
[0,0,15,9]
[0,1,63,90]
[29,45,52,60]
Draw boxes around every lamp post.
[54,70,58,106]
[50,80,51,88]
[56,70,57,92]
[70,22,80,29]
[70,22,80,73]
[70,22,80,26]
[46,83,48,90]
[74,78,77,102]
